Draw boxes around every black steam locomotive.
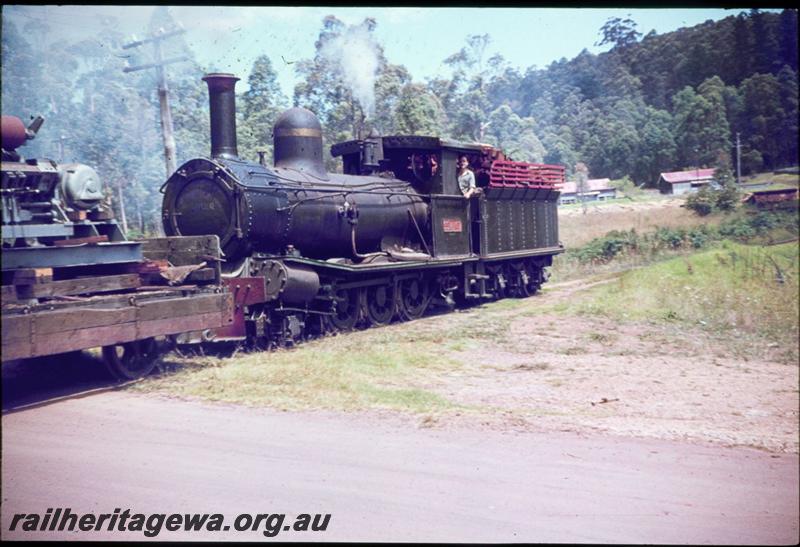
[162,73,563,347]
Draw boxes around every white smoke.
[319,20,380,120]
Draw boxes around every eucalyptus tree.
[237,54,288,164]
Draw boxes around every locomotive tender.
[162,73,564,347]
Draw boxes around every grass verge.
[134,239,798,413]
[134,308,514,413]
[547,241,799,364]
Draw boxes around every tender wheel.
[397,277,430,321]
[487,266,507,300]
[364,283,396,326]
[516,271,535,297]
[330,287,361,331]
[523,264,541,296]
[102,338,159,381]
[505,266,526,298]
[506,263,531,298]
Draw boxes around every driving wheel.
[364,283,396,326]
[330,287,361,331]
[397,277,430,321]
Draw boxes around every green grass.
[558,191,668,210]
[551,241,799,362]
[741,171,799,187]
[134,306,517,413]
[553,208,798,282]
[747,182,799,191]
[135,236,798,413]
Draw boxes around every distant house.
[558,178,617,205]
[658,168,717,195]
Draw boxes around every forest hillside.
[1,8,797,235]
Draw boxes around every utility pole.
[122,26,188,178]
[736,132,742,186]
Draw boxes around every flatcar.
[1,114,232,380]
[161,73,563,348]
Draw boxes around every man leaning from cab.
[457,155,482,198]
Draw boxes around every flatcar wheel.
[397,278,430,321]
[365,283,396,326]
[330,288,360,331]
[101,338,159,381]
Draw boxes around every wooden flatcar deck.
[1,236,233,362]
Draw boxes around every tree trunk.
[136,200,144,234]
[116,178,128,235]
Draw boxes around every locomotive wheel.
[364,283,396,326]
[523,264,541,296]
[487,267,507,300]
[101,338,159,381]
[330,288,361,331]
[507,264,530,298]
[397,277,430,321]
[516,271,535,297]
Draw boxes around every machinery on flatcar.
[1,115,129,261]
[161,73,564,348]
[1,115,232,380]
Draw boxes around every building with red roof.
[658,168,717,195]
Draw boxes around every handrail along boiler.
[162,73,564,347]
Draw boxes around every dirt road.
[2,391,797,543]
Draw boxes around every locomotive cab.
[331,133,564,306]
[332,135,488,197]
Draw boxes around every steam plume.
[320,20,380,120]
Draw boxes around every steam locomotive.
[162,73,564,347]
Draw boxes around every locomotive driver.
[457,155,481,198]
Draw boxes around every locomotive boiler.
[163,74,429,263]
[162,73,564,347]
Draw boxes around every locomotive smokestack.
[202,73,240,159]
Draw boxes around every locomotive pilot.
[457,155,481,198]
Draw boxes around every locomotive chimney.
[202,73,240,159]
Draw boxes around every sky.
[3,5,761,97]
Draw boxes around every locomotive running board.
[282,255,479,273]
[280,246,564,273]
